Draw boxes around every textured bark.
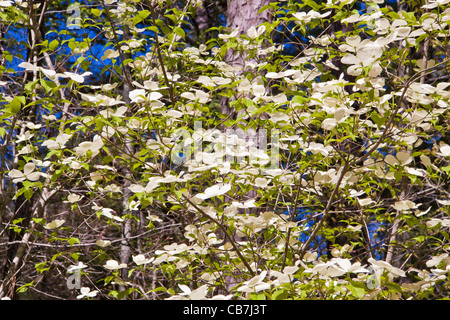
[224,0,273,70]
[196,0,211,33]
[226,0,272,37]
[221,0,272,116]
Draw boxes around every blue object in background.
[285,207,327,256]
[285,207,385,259]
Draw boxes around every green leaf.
[258,3,277,15]
[40,79,56,93]
[24,188,33,201]
[148,26,159,34]
[385,282,403,293]
[24,80,38,93]
[441,165,450,175]
[13,218,25,225]
[35,261,50,273]
[8,96,23,114]
[250,293,266,300]
[49,39,59,51]
[173,26,185,40]
[32,217,45,225]
[102,156,113,163]
[4,52,13,63]
[71,252,80,261]
[67,237,80,246]
[394,170,402,182]
[272,289,288,300]
[91,8,101,17]
[51,252,64,263]
[302,0,322,11]
[371,112,386,128]
[133,10,150,25]
[16,282,34,293]
[347,284,365,299]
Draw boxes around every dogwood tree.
[0,0,449,300]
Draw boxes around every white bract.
[426,218,450,228]
[341,41,384,76]
[271,266,299,285]
[58,71,93,83]
[218,27,240,40]
[64,193,83,203]
[181,89,211,104]
[18,62,56,78]
[67,262,87,273]
[232,199,256,209]
[8,162,46,183]
[358,198,375,206]
[1,0,449,302]
[166,284,209,300]
[42,133,72,150]
[438,144,450,157]
[247,25,266,38]
[384,151,413,166]
[393,200,420,212]
[426,254,449,267]
[99,106,128,118]
[195,183,232,200]
[368,258,406,277]
[44,219,65,230]
[74,135,104,158]
[103,260,127,270]
[96,239,111,247]
[129,89,163,103]
[127,174,187,194]
[132,254,154,265]
[76,287,98,299]
[16,131,34,144]
[304,142,332,157]
[292,10,331,24]
[311,258,369,277]
[98,207,124,222]
[102,49,120,60]
[236,271,271,293]
[80,92,124,106]
[0,1,12,7]
[422,0,450,8]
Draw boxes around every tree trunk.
[221,0,273,292]
[226,0,272,37]
[221,0,273,116]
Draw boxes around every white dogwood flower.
[8,162,45,183]
[195,183,232,200]
[44,219,65,230]
[237,271,271,293]
[96,239,111,247]
[103,259,127,270]
[132,254,154,266]
[67,262,87,273]
[18,62,56,78]
[42,133,72,150]
[76,287,98,299]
